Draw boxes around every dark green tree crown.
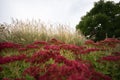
[76,0,120,41]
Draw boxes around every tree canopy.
[76,0,120,41]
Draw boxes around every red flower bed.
[0,38,120,80]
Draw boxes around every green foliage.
[25,75,35,80]
[76,0,120,41]
[0,61,30,79]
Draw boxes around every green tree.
[76,0,120,41]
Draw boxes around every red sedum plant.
[0,38,120,80]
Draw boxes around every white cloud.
[0,0,119,27]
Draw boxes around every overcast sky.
[0,0,119,27]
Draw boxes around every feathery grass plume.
[0,19,86,45]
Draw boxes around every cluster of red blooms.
[103,38,120,43]
[98,52,120,62]
[2,78,26,80]
[26,44,39,49]
[23,66,41,79]
[0,66,3,72]
[27,50,59,64]
[24,59,111,80]
[0,54,26,64]
[33,41,48,45]
[101,55,120,61]
[44,45,60,51]
[0,42,21,52]
[85,38,120,49]
[1,38,120,80]
[39,62,93,80]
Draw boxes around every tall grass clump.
[0,19,86,45]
